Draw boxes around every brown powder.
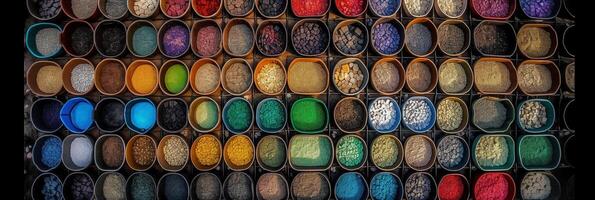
[36,65,63,94]
[407,62,432,92]
[257,173,287,200]
[291,172,329,200]
[474,61,511,93]
[372,62,400,93]
[224,62,251,94]
[195,63,220,94]
[517,27,551,58]
[287,61,327,93]
[518,64,552,93]
[101,137,124,168]
[99,62,125,94]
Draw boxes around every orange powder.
[131,64,157,94]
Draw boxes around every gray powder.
[35,28,61,56]
[72,0,97,19]
[195,173,221,200]
[473,98,507,129]
[521,172,552,200]
[225,172,252,200]
[71,64,94,93]
[228,24,253,55]
[105,0,128,18]
[406,23,433,55]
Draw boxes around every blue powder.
[71,102,93,130]
[371,172,399,200]
[335,172,366,200]
[40,137,61,169]
[163,174,188,200]
[130,101,156,132]
[370,0,400,16]
[41,175,63,200]
[372,22,401,55]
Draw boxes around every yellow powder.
[225,135,254,167]
[131,64,157,94]
[288,61,327,93]
[36,65,63,94]
[195,135,221,167]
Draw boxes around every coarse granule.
[474,23,513,55]
[475,136,509,167]
[473,98,507,129]
[406,23,433,55]
[71,0,96,19]
[225,0,253,16]
[225,136,254,167]
[472,0,509,17]
[402,99,432,131]
[438,24,465,55]
[98,23,126,56]
[369,0,399,16]
[158,99,187,131]
[224,62,252,94]
[35,28,61,56]
[133,0,158,17]
[290,99,327,132]
[334,62,365,94]
[225,172,252,200]
[257,23,285,55]
[258,0,285,17]
[291,0,329,16]
[129,173,156,200]
[196,25,221,57]
[195,173,221,200]
[194,136,221,167]
[289,135,332,167]
[41,137,62,168]
[520,136,553,167]
[437,0,464,17]
[405,136,433,168]
[257,63,285,94]
[370,172,399,200]
[102,174,125,200]
[407,62,432,92]
[520,0,556,18]
[257,136,286,169]
[371,135,399,168]
[132,137,155,166]
[70,137,93,168]
[132,25,157,56]
[195,0,220,16]
[164,0,189,17]
[292,22,329,55]
[194,63,220,94]
[334,23,366,55]
[102,137,124,168]
[287,61,327,93]
[335,173,365,200]
[163,174,188,200]
[437,136,464,169]
[68,174,93,200]
[36,0,61,19]
[98,62,125,94]
[257,173,287,200]
[517,27,551,58]
[518,64,552,93]
[42,175,63,200]
[291,172,330,200]
[437,98,463,131]
[368,99,397,131]
[565,63,574,91]
[162,25,189,57]
[105,0,128,18]
[224,99,252,132]
[257,100,285,131]
[336,135,365,168]
[372,61,400,93]
[521,172,552,200]
[163,137,188,167]
[405,173,432,200]
[372,22,401,55]
[227,23,253,55]
[36,65,63,94]
[439,62,466,93]
[405,0,432,16]
[70,63,94,93]
[336,0,365,16]
[69,25,93,55]
[519,101,547,129]
[334,98,365,132]
[131,64,157,94]
[438,175,464,200]
[474,173,509,200]
[474,61,511,93]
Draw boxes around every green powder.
[195,100,218,130]
[132,25,157,56]
[257,136,286,169]
[290,98,327,133]
[520,136,553,167]
[258,100,285,131]
[371,135,399,168]
[164,64,188,94]
[225,99,252,132]
[289,135,332,168]
[336,135,365,169]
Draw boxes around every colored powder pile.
[520,0,556,18]
[158,99,187,131]
[474,23,514,55]
[130,100,157,132]
[436,98,463,131]
[32,99,62,132]
[473,61,511,88]
[257,136,286,170]
[291,0,329,16]
[163,136,188,167]
[438,175,464,200]
[474,173,509,200]
[518,64,552,94]
[95,99,124,131]
[71,0,96,19]
[371,61,400,93]
[405,136,433,169]
[472,98,508,129]
[336,0,365,16]
[98,61,125,94]
[36,0,61,19]
[98,22,126,56]
[70,63,94,93]
[404,0,432,16]
[517,27,552,58]
[40,137,61,169]
[406,62,432,93]
[257,99,285,131]
[257,173,287,200]
[520,136,553,168]
[257,23,286,56]
[163,174,188,200]
[335,98,365,132]
[372,22,401,55]
[437,24,465,55]
[194,63,220,94]
[437,136,465,170]
[68,99,94,132]
[132,136,156,167]
[472,0,510,17]
[336,135,365,169]
[164,64,188,94]
[128,173,156,200]
[289,135,332,168]
[258,0,285,17]
[225,0,253,16]
[196,25,221,57]
[291,172,330,200]
[162,25,189,57]
[225,172,253,200]
[369,0,399,16]
[35,27,61,57]
[290,99,327,132]
[405,173,433,200]
[131,64,157,94]
[335,173,366,200]
[101,137,124,169]
[227,23,253,55]
[70,137,93,168]
[164,0,189,17]
[437,0,465,17]
[36,65,63,94]
[194,173,221,200]
[292,22,329,55]
[406,23,433,56]
[370,172,399,200]
[225,136,254,168]
[41,175,63,200]
[438,62,466,94]
[194,0,221,16]
[371,135,399,169]
[132,25,157,56]
[287,61,327,93]
[224,99,252,133]
[67,174,93,200]
[475,136,509,167]
[194,136,221,168]
[104,0,128,18]
[69,25,93,56]
[521,172,552,200]
[194,100,219,130]
[102,173,125,200]
[224,62,252,94]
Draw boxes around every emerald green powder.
[290,98,327,133]
[132,26,157,56]
[258,100,285,131]
[257,136,286,169]
[520,136,553,167]
[336,135,365,169]
[289,135,332,168]
[225,99,252,133]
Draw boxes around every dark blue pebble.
[41,175,63,200]
[520,0,556,18]
[40,137,62,169]
[373,22,401,55]
[370,0,399,16]
[69,174,93,200]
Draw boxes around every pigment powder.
[159,99,187,131]
[95,99,124,131]
[131,64,157,94]
[404,0,432,16]
[70,137,93,168]
[40,137,61,169]
[257,23,286,56]
[194,173,221,200]
[162,24,190,57]
[224,62,252,94]
[335,173,366,200]
[372,61,400,93]
[474,23,514,55]
[256,63,285,94]
[101,136,124,169]
[98,61,125,94]
[132,25,157,56]
[132,137,156,167]
[225,0,253,16]
[33,99,62,131]
[258,0,285,17]
[227,23,253,55]
[439,62,467,93]
[67,174,93,200]
[41,175,63,200]
[371,135,399,169]
[36,0,61,19]
[406,62,432,92]
[224,99,252,132]
[290,99,327,132]
[370,172,399,200]
[257,136,286,170]
[438,175,464,200]
[69,25,93,56]
[225,135,254,168]
[336,135,365,169]
[473,98,507,129]
[336,0,365,16]
[164,0,189,17]
[372,22,401,55]
[437,136,465,169]
[518,64,552,94]
[436,98,463,131]
[402,98,433,131]
[405,136,433,169]
[438,24,465,55]
[475,136,509,168]
[225,172,253,200]
[257,173,287,200]
[472,0,510,17]
[335,98,365,132]
[474,61,511,93]
[194,63,220,94]
[406,23,433,55]
[289,135,332,168]
[517,27,552,58]
[163,136,188,167]
[70,63,94,93]
[105,0,128,18]
[36,65,63,94]
[334,23,367,55]
[68,99,94,132]
[98,22,126,56]
[520,136,553,168]
[437,0,465,17]
[291,0,329,16]
[162,174,188,200]
[292,21,329,55]
[291,172,330,200]
[334,61,365,94]
[129,173,156,200]
[71,0,96,19]
[194,99,219,130]
[102,173,125,200]
[405,173,433,200]
[194,135,221,168]
[521,172,552,200]
[130,100,157,132]
[35,27,61,56]
[196,25,221,57]
[287,61,327,93]
[474,173,509,200]
[194,0,221,16]
[520,0,556,18]
[369,0,399,16]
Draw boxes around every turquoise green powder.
[290,98,327,133]
[224,99,252,133]
[289,135,332,168]
[520,136,554,168]
[132,26,157,56]
[336,135,365,169]
[258,100,285,131]
[164,64,188,94]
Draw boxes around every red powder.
[438,175,465,200]
[291,0,329,17]
[474,173,510,200]
[165,0,189,17]
[336,0,365,16]
[195,0,221,16]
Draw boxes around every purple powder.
[472,0,510,17]
[163,25,189,57]
[520,0,557,18]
